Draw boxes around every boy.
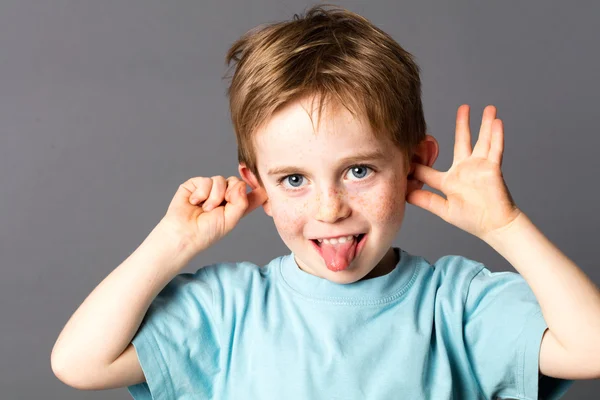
[51,5,600,399]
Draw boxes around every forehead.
[254,98,395,166]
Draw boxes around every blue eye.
[281,174,305,188]
[346,165,372,180]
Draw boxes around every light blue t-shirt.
[127,248,574,399]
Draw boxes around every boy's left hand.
[406,104,523,240]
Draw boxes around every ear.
[238,163,272,217]
[407,134,439,193]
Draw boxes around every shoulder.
[155,255,283,305]
[423,253,487,297]
[420,253,531,311]
[430,253,485,279]
[429,253,526,289]
[191,254,285,303]
[198,254,282,286]
[427,253,536,320]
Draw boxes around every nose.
[314,187,351,223]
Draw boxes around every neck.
[361,247,399,280]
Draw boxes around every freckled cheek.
[349,181,406,224]
[269,196,311,241]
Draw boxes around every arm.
[51,221,197,390]
[51,175,264,390]
[406,104,600,380]
[482,212,600,380]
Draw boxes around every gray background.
[1,0,598,398]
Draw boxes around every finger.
[472,105,497,159]
[203,176,227,211]
[187,177,212,205]
[489,119,504,166]
[224,176,242,203]
[167,177,211,214]
[453,104,472,164]
[411,163,445,192]
[405,189,448,221]
[223,182,250,228]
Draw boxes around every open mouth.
[309,233,368,271]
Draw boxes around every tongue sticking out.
[319,237,358,272]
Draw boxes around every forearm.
[483,211,600,355]
[51,221,197,372]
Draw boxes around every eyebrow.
[266,149,387,176]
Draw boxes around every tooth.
[318,235,359,244]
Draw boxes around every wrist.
[481,210,531,249]
[148,220,200,271]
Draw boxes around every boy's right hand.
[159,176,268,254]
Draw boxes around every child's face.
[242,97,412,284]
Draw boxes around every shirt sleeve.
[127,267,221,400]
[463,265,574,400]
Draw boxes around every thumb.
[223,182,249,228]
[406,189,447,219]
[223,182,269,226]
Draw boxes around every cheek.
[270,196,310,240]
[349,179,406,225]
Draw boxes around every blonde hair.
[224,4,426,186]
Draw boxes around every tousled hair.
[224,4,426,186]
